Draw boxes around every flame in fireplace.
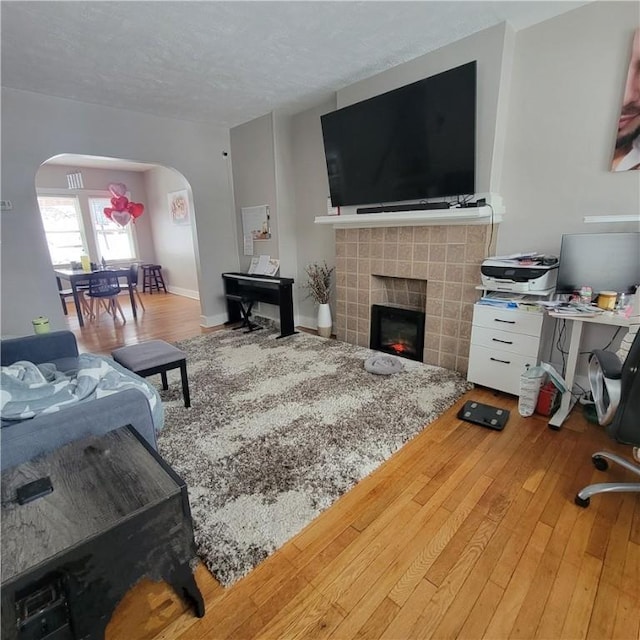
[387,341,413,355]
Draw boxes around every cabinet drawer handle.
[490,357,511,364]
[492,338,513,345]
[494,318,516,324]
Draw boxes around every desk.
[547,311,630,429]
[222,272,296,338]
[55,268,136,327]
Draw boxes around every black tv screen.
[321,61,476,207]
[556,232,640,295]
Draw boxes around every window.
[37,193,139,266]
[37,196,87,266]
[88,197,137,262]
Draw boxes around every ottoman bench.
[112,340,191,408]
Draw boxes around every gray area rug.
[156,323,472,587]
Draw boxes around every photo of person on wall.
[612,28,640,171]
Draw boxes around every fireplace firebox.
[370,304,426,362]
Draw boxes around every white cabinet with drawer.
[467,303,545,395]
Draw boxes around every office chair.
[575,328,640,507]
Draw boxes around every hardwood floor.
[66,295,640,639]
[63,291,214,356]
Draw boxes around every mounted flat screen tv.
[556,232,640,295]
[321,61,476,207]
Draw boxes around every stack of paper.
[487,252,546,265]
[248,255,280,277]
[551,303,602,317]
[478,297,519,309]
[477,292,543,310]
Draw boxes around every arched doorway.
[36,154,200,303]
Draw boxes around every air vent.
[66,171,84,189]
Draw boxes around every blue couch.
[1,331,163,471]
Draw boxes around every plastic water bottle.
[616,293,626,309]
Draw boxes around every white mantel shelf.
[314,206,502,229]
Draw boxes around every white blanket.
[1,354,159,421]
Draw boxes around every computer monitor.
[556,232,640,295]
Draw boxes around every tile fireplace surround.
[335,225,497,374]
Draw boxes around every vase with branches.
[305,261,334,337]
[305,261,334,304]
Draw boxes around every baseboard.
[166,285,199,300]
[200,313,229,328]
[297,314,318,331]
[251,307,310,329]
[201,314,338,339]
[201,312,325,332]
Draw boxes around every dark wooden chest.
[1,426,204,640]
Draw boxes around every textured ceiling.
[2,1,588,129]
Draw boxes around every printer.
[481,254,558,293]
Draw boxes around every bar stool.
[141,264,167,294]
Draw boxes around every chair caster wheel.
[575,494,590,508]
[593,455,608,471]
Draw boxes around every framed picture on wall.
[168,189,190,225]
[612,28,640,171]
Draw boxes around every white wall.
[290,99,337,327]
[230,103,338,328]
[144,167,199,299]
[1,87,236,336]
[229,112,304,322]
[500,1,640,256]
[273,112,299,318]
[230,114,278,273]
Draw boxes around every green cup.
[32,316,50,334]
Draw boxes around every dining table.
[55,267,137,327]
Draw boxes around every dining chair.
[57,278,92,318]
[129,264,146,311]
[86,270,126,323]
